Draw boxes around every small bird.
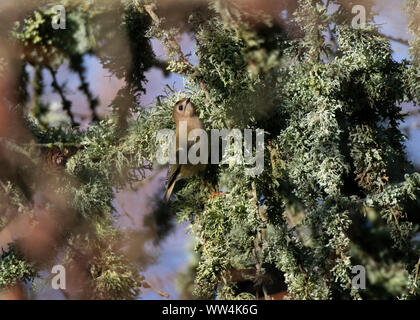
[164,98,206,202]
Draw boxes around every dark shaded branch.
[152,59,170,76]
[76,68,99,122]
[47,67,77,126]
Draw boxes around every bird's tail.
[164,180,176,202]
[164,165,181,202]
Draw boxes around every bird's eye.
[178,105,183,111]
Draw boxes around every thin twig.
[251,181,269,300]
[0,137,40,165]
[378,32,410,46]
[117,200,136,226]
[142,3,217,109]
[141,280,170,298]
[411,257,420,294]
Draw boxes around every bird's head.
[173,98,196,121]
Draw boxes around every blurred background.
[0,0,419,299]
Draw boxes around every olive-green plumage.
[164,98,206,201]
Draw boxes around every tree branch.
[142,3,216,108]
[47,67,77,126]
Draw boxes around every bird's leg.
[202,180,227,199]
[201,179,216,197]
[209,191,227,199]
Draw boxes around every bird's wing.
[164,139,201,202]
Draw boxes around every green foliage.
[1,0,420,300]
[0,245,37,289]
[406,0,420,103]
